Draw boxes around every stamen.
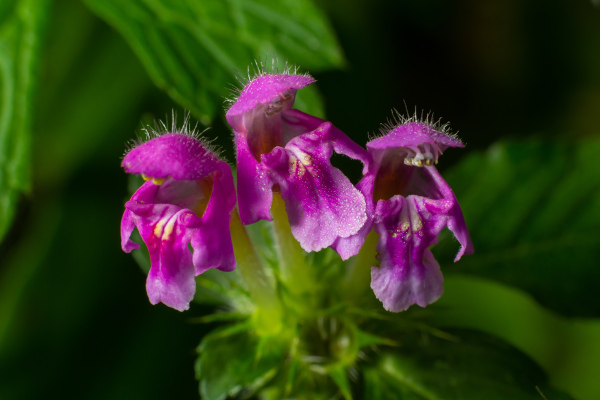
[402,143,441,167]
[280,90,292,100]
[141,173,165,185]
[265,97,284,116]
[264,90,294,116]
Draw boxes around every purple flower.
[121,130,236,311]
[226,67,370,255]
[340,113,473,312]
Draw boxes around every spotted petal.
[262,122,367,252]
[126,197,197,312]
[370,166,472,312]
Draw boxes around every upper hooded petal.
[122,133,221,180]
[226,74,315,132]
[368,121,464,152]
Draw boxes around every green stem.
[270,193,313,296]
[230,210,283,335]
[341,230,379,300]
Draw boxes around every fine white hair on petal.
[223,56,312,112]
[123,110,223,159]
[368,103,462,145]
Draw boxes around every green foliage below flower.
[190,220,572,399]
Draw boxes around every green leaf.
[196,322,286,400]
[0,0,50,241]
[81,0,344,124]
[33,1,154,188]
[436,139,600,317]
[329,365,352,400]
[364,329,572,400]
[432,275,600,400]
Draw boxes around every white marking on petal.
[154,219,166,237]
[162,217,176,241]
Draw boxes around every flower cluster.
[120,64,472,312]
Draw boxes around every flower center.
[373,147,443,202]
[403,143,443,167]
[245,90,296,161]
[191,175,214,218]
[265,90,293,116]
[151,175,214,219]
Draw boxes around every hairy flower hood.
[121,132,236,311]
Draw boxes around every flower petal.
[330,173,376,260]
[262,122,367,252]
[371,245,443,312]
[188,162,237,273]
[226,74,315,131]
[124,170,237,311]
[421,166,473,260]
[368,121,464,151]
[122,133,221,180]
[126,201,196,311]
[370,196,444,312]
[234,130,274,224]
[282,109,373,173]
[144,209,196,311]
[121,208,140,253]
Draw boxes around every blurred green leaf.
[82,0,344,124]
[364,329,572,400]
[437,139,600,317]
[34,13,154,188]
[432,275,600,400]
[329,365,352,400]
[295,83,326,119]
[196,322,285,400]
[0,0,49,241]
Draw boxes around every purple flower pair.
[120,67,472,313]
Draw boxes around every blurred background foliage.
[1,0,600,399]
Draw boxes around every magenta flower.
[341,113,473,312]
[226,67,370,255]
[121,131,236,311]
